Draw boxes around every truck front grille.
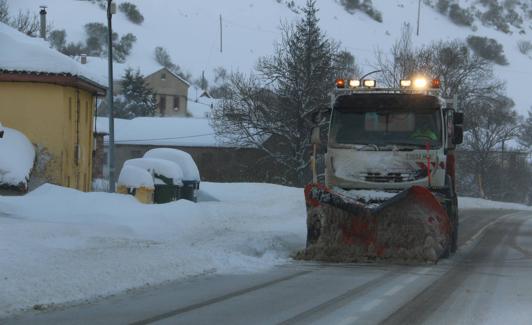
[362,172,414,183]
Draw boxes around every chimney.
[81,54,87,65]
[39,6,47,39]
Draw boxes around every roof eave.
[0,70,107,96]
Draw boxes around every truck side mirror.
[311,127,321,145]
[453,112,464,125]
[311,107,332,124]
[453,125,463,145]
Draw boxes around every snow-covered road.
[0,183,530,321]
[4,209,532,324]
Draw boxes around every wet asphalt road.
[4,209,532,325]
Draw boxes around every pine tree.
[114,69,157,119]
[212,0,338,184]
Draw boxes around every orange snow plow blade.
[297,184,451,263]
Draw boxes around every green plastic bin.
[153,173,182,204]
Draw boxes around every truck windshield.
[329,109,442,148]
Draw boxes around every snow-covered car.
[144,148,201,202]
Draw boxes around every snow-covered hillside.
[5,0,532,116]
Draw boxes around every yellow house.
[0,23,106,192]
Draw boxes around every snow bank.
[0,126,35,188]
[0,22,105,87]
[0,182,306,317]
[144,148,200,181]
[117,165,155,190]
[123,158,183,186]
[459,197,532,211]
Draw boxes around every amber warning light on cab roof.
[400,77,441,90]
[336,79,376,89]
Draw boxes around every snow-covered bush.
[339,0,383,23]
[48,29,66,51]
[79,0,106,10]
[467,35,508,65]
[83,22,137,63]
[154,46,191,81]
[119,2,144,25]
[448,3,474,26]
[480,4,511,33]
[0,0,8,23]
[436,0,450,14]
[517,40,532,55]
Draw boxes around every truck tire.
[444,175,459,254]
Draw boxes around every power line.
[110,133,216,143]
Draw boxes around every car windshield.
[329,108,442,149]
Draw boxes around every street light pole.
[360,70,382,81]
[107,0,116,192]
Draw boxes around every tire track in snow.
[278,269,402,325]
[129,269,314,325]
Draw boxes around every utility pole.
[416,0,421,36]
[219,14,223,53]
[107,0,116,192]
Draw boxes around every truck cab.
[325,78,463,196]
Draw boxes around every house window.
[173,96,180,111]
[159,96,166,116]
[161,73,166,81]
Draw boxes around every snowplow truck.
[300,77,464,263]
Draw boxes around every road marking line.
[463,212,517,248]
[383,284,403,297]
[360,298,382,312]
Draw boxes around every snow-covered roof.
[0,126,35,189]
[0,23,106,89]
[96,116,256,148]
[146,67,191,86]
[144,148,200,181]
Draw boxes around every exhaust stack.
[39,6,47,39]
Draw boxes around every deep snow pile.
[460,196,532,211]
[0,126,35,188]
[0,182,306,317]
